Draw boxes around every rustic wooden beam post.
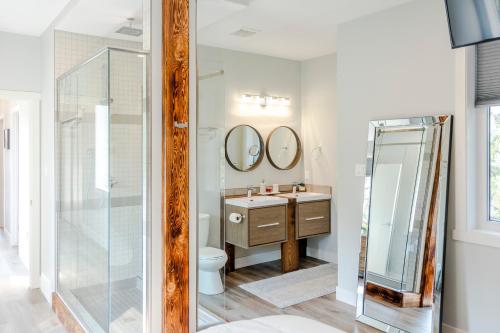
[162,0,190,331]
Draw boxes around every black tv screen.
[446,0,500,48]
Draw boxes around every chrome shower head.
[116,17,143,37]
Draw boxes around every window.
[490,106,500,221]
[476,40,500,230]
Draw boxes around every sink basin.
[278,192,332,203]
[225,196,288,208]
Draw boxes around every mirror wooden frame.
[265,126,302,170]
[225,124,265,172]
[356,115,452,333]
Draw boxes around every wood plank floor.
[0,228,67,333]
[199,257,379,333]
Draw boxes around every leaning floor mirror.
[357,116,452,333]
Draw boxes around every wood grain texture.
[365,283,422,308]
[296,200,331,239]
[248,205,287,247]
[162,0,190,331]
[199,258,379,333]
[420,123,444,307]
[52,293,86,333]
[225,205,250,248]
[282,198,300,272]
[225,242,236,273]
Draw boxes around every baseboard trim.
[40,273,53,305]
[306,247,338,264]
[442,323,467,333]
[235,250,281,269]
[335,286,357,306]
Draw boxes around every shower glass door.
[56,48,148,333]
[57,51,110,333]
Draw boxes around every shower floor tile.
[72,279,142,333]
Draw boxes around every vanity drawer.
[296,200,330,239]
[248,205,287,247]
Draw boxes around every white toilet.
[199,213,228,295]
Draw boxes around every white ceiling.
[197,0,414,60]
[0,0,71,36]
[56,0,143,42]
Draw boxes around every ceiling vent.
[231,27,260,37]
[225,0,252,6]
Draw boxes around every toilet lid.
[199,247,227,260]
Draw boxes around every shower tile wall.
[56,31,143,285]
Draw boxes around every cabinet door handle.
[305,216,325,221]
[257,222,280,228]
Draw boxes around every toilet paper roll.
[229,213,242,223]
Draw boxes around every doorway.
[0,90,41,289]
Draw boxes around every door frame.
[0,90,41,289]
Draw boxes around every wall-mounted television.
[445,0,500,48]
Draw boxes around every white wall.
[198,46,304,261]
[0,119,3,228]
[336,0,500,331]
[0,32,41,93]
[198,46,304,189]
[301,54,337,263]
[2,106,19,244]
[18,100,33,270]
[335,0,454,307]
[40,25,56,301]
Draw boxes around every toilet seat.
[199,247,227,261]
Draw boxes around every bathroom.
[194,1,453,333]
[195,2,337,328]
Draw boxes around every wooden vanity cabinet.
[225,204,287,249]
[296,200,331,239]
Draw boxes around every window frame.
[452,46,500,248]
[479,106,500,231]
[487,106,500,226]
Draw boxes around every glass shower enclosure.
[56,47,149,333]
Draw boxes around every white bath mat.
[239,264,337,308]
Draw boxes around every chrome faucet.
[247,185,255,198]
[292,182,300,194]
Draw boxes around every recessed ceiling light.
[230,27,260,37]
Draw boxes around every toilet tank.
[199,213,210,247]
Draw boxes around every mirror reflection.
[225,125,264,172]
[266,126,301,170]
[357,116,452,333]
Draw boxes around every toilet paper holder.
[229,213,245,223]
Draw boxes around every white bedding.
[199,315,345,333]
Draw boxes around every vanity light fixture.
[240,94,290,107]
[266,96,290,106]
[241,94,266,106]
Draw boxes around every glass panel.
[57,48,148,333]
[108,49,146,333]
[57,51,110,333]
[366,128,424,291]
[196,58,226,330]
[490,106,500,221]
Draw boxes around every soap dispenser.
[259,180,266,194]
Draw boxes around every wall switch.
[355,164,366,177]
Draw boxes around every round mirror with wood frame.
[225,124,264,172]
[266,126,302,170]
